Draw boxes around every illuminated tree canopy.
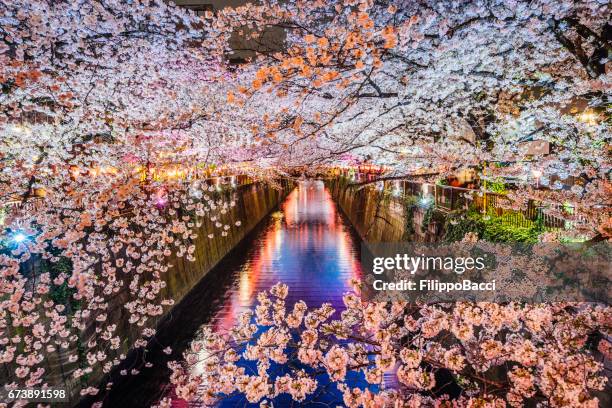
[0,0,610,406]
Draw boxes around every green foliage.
[422,206,435,227]
[50,280,77,311]
[443,212,482,242]
[421,207,446,235]
[402,196,418,238]
[403,197,447,238]
[486,177,507,194]
[562,201,575,215]
[444,211,543,243]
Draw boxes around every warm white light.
[190,187,202,199]
[578,110,598,125]
[531,169,542,178]
[392,181,402,197]
[11,124,30,134]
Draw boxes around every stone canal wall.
[109,180,292,340]
[327,179,442,244]
[95,181,292,401]
[158,181,292,303]
[7,181,293,405]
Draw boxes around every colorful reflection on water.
[209,180,362,334]
[100,181,368,408]
[163,180,365,407]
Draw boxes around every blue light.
[418,196,433,208]
[12,232,27,243]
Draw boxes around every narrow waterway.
[202,179,363,334]
[100,180,364,407]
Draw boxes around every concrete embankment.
[1,180,293,406]
[93,181,293,403]
[327,178,442,245]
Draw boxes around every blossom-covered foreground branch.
[164,282,610,407]
[0,0,251,401]
[1,0,610,404]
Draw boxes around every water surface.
[209,180,363,332]
[101,180,364,407]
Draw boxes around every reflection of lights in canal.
[129,179,368,407]
[188,180,364,385]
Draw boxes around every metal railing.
[349,175,585,231]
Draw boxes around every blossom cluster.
[0,0,248,401]
[0,0,610,404]
[215,0,611,237]
[165,282,611,407]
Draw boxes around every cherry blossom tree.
[212,0,610,236]
[0,0,250,401]
[0,0,610,405]
[164,282,611,408]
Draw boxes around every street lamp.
[531,169,542,188]
[578,110,598,126]
[418,196,433,208]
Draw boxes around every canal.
[101,180,364,407]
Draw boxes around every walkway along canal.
[94,180,365,407]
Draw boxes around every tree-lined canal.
[200,179,363,334]
[103,180,364,407]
